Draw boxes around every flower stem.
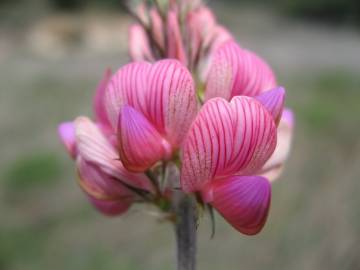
[173,193,197,270]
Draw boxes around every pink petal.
[58,122,77,159]
[202,175,271,235]
[74,116,152,191]
[260,108,294,181]
[150,8,165,49]
[181,96,277,193]
[128,24,154,62]
[118,105,171,172]
[88,196,132,216]
[255,87,285,125]
[205,41,276,101]
[167,10,187,66]
[105,60,197,148]
[93,69,112,128]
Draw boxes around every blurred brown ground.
[1,2,360,270]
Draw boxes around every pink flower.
[102,59,197,172]
[204,40,294,181]
[180,88,285,234]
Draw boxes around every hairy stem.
[173,193,197,270]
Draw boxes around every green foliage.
[3,152,62,193]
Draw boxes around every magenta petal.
[204,175,271,235]
[88,196,132,216]
[93,69,112,128]
[255,87,285,125]
[205,41,276,101]
[282,108,295,128]
[118,105,171,172]
[181,96,277,193]
[58,122,77,159]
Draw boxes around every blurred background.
[1,0,360,269]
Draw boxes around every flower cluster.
[58,0,294,235]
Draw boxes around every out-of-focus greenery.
[1,0,359,25]
[225,0,360,25]
[276,0,360,25]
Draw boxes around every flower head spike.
[127,1,233,78]
[58,0,295,239]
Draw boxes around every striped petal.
[93,69,112,128]
[118,105,171,172]
[58,122,77,159]
[181,96,277,193]
[261,109,294,181]
[255,87,285,125]
[167,10,187,66]
[144,60,197,147]
[74,116,152,191]
[205,41,276,101]
[128,24,154,62]
[104,60,197,148]
[202,175,271,235]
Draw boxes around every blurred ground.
[1,2,360,270]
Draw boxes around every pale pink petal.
[150,8,165,49]
[135,2,149,25]
[187,6,217,65]
[74,116,152,191]
[198,26,233,82]
[143,59,197,147]
[128,24,154,62]
[202,175,271,235]
[260,109,294,181]
[93,69,112,128]
[118,105,171,172]
[167,10,187,66]
[88,196,131,216]
[58,122,77,159]
[181,96,277,192]
[105,61,152,129]
[255,87,285,125]
[205,41,276,101]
